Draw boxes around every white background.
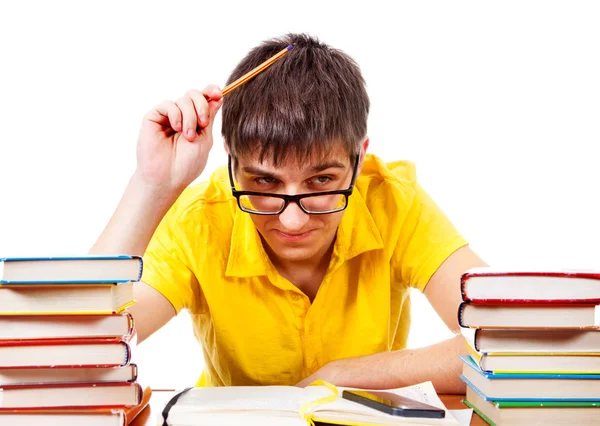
[1,1,599,389]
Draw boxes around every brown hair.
[222,33,370,165]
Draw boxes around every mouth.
[273,230,314,242]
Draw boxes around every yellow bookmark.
[298,380,339,426]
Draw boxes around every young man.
[92,33,486,393]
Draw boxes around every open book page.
[167,385,330,411]
[312,382,461,425]
[163,385,330,426]
[161,382,466,426]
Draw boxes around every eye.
[310,176,333,185]
[253,176,278,185]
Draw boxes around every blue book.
[460,354,600,402]
[0,255,143,284]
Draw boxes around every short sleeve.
[393,183,468,292]
[142,199,200,314]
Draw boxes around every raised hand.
[135,85,223,193]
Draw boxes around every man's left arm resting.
[298,334,466,393]
[298,246,487,393]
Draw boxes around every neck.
[262,236,336,301]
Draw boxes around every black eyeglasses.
[228,154,360,215]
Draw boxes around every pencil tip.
[287,43,295,51]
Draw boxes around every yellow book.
[465,342,600,374]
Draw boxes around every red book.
[458,302,600,329]
[0,333,136,369]
[461,267,600,304]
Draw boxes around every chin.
[265,241,319,263]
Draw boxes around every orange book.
[124,386,152,424]
[0,381,143,410]
[0,386,152,425]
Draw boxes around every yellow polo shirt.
[142,154,467,387]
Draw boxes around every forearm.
[90,172,182,256]
[329,335,466,394]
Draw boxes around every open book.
[160,381,462,426]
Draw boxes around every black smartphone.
[342,390,446,419]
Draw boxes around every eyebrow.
[310,161,346,173]
[241,161,347,177]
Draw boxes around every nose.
[278,201,310,232]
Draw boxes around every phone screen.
[342,390,446,418]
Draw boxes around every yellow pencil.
[222,44,294,96]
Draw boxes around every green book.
[462,399,495,426]
[495,400,600,408]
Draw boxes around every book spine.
[473,328,480,352]
[123,342,132,366]
[457,302,469,328]
[125,311,135,339]
[160,387,193,426]
[461,398,495,426]
[460,273,470,302]
[131,363,139,382]
[135,256,143,281]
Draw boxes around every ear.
[359,137,370,167]
[223,140,230,155]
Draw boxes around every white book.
[160,381,461,426]
[0,283,134,315]
[0,255,142,283]
[0,365,137,386]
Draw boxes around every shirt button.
[291,293,301,301]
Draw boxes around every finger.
[202,99,223,140]
[203,84,223,103]
[203,84,224,121]
[187,89,210,129]
[146,100,182,132]
[175,96,198,141]
[207,97,223,123]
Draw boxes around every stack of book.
[0,255,150,425]
[458,267,600,425]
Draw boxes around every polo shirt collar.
[224,206,268,277]
[225,189,384,278]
